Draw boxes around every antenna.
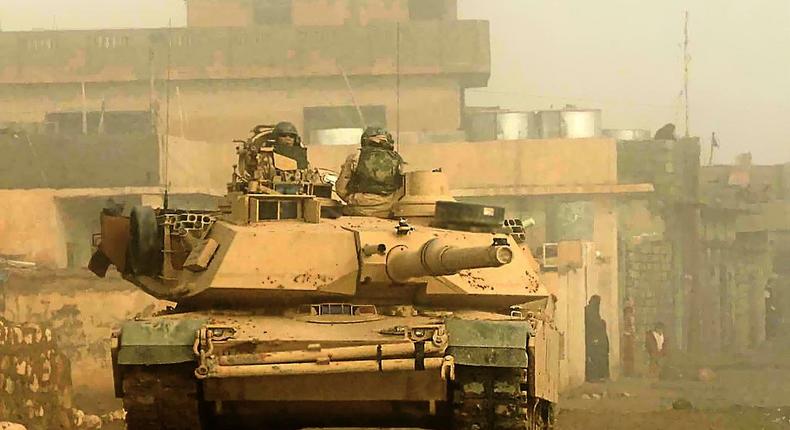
[396,21,401,151]
[338,65,366,130]
[683,11,690,138]
[163,20,173,209]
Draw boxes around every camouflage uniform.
[336,127,404,217]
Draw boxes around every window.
[303,105,387,145]
[254,0,293,25]
[409,0,446,20]
[27,38,55,51]
[95,35,129,49]
[173,34,192,47]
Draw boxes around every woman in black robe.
[585,295,610,382]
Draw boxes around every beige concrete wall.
[543,240,620,392]
[0,76,461,144]
[167,136,237,194]
[545,266,586,391]
[0,190,66,267]
[310,138,619,188]
[0,188,152,268]
[187,0,255,27]
[0,22,489,85]
[592,196,621,377]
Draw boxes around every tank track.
[122,363,205,430]
[451,366,554,430]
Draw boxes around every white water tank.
[530,108,602,138]
[560,109,601,138]
[496,112,530,140]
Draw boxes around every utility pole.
[683,11,690,138]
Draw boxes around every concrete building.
[0,0,488,144]
[616,137,789,363]
[700,160,790,347]
[616,137,701,358]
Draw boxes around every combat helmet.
[273,121,302,146]
[360,126,394,149]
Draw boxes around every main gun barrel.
[386,238,513,283]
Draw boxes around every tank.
[88,126,560,430]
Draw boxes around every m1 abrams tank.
[88,128,560,430]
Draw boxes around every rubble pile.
[0,318,74,429]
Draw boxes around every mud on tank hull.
[113,309,558,430]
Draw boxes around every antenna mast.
[683,11,690,138]
[396,21,401,150]
[163,20,173,209]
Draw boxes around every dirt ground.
[556,339,790,430]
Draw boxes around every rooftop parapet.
[0,20,489,86]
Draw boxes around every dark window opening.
[43,111,155,135]
[254,0,293,25]
[409,0,446,20]
[280,201,298,219]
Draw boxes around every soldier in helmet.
[250,122,309,169]
[268,121,309,169]
[336,126,405,217]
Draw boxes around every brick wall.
[622,238,676,369]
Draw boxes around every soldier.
[268,121,309,169]
[336,126,405,217]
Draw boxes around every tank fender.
[446,318,533,368]
[117,318,208,365]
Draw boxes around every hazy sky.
[1,0,788,163]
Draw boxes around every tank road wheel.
[129,206,162,276]
[450,366,529,430]
[122,364,205,430]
